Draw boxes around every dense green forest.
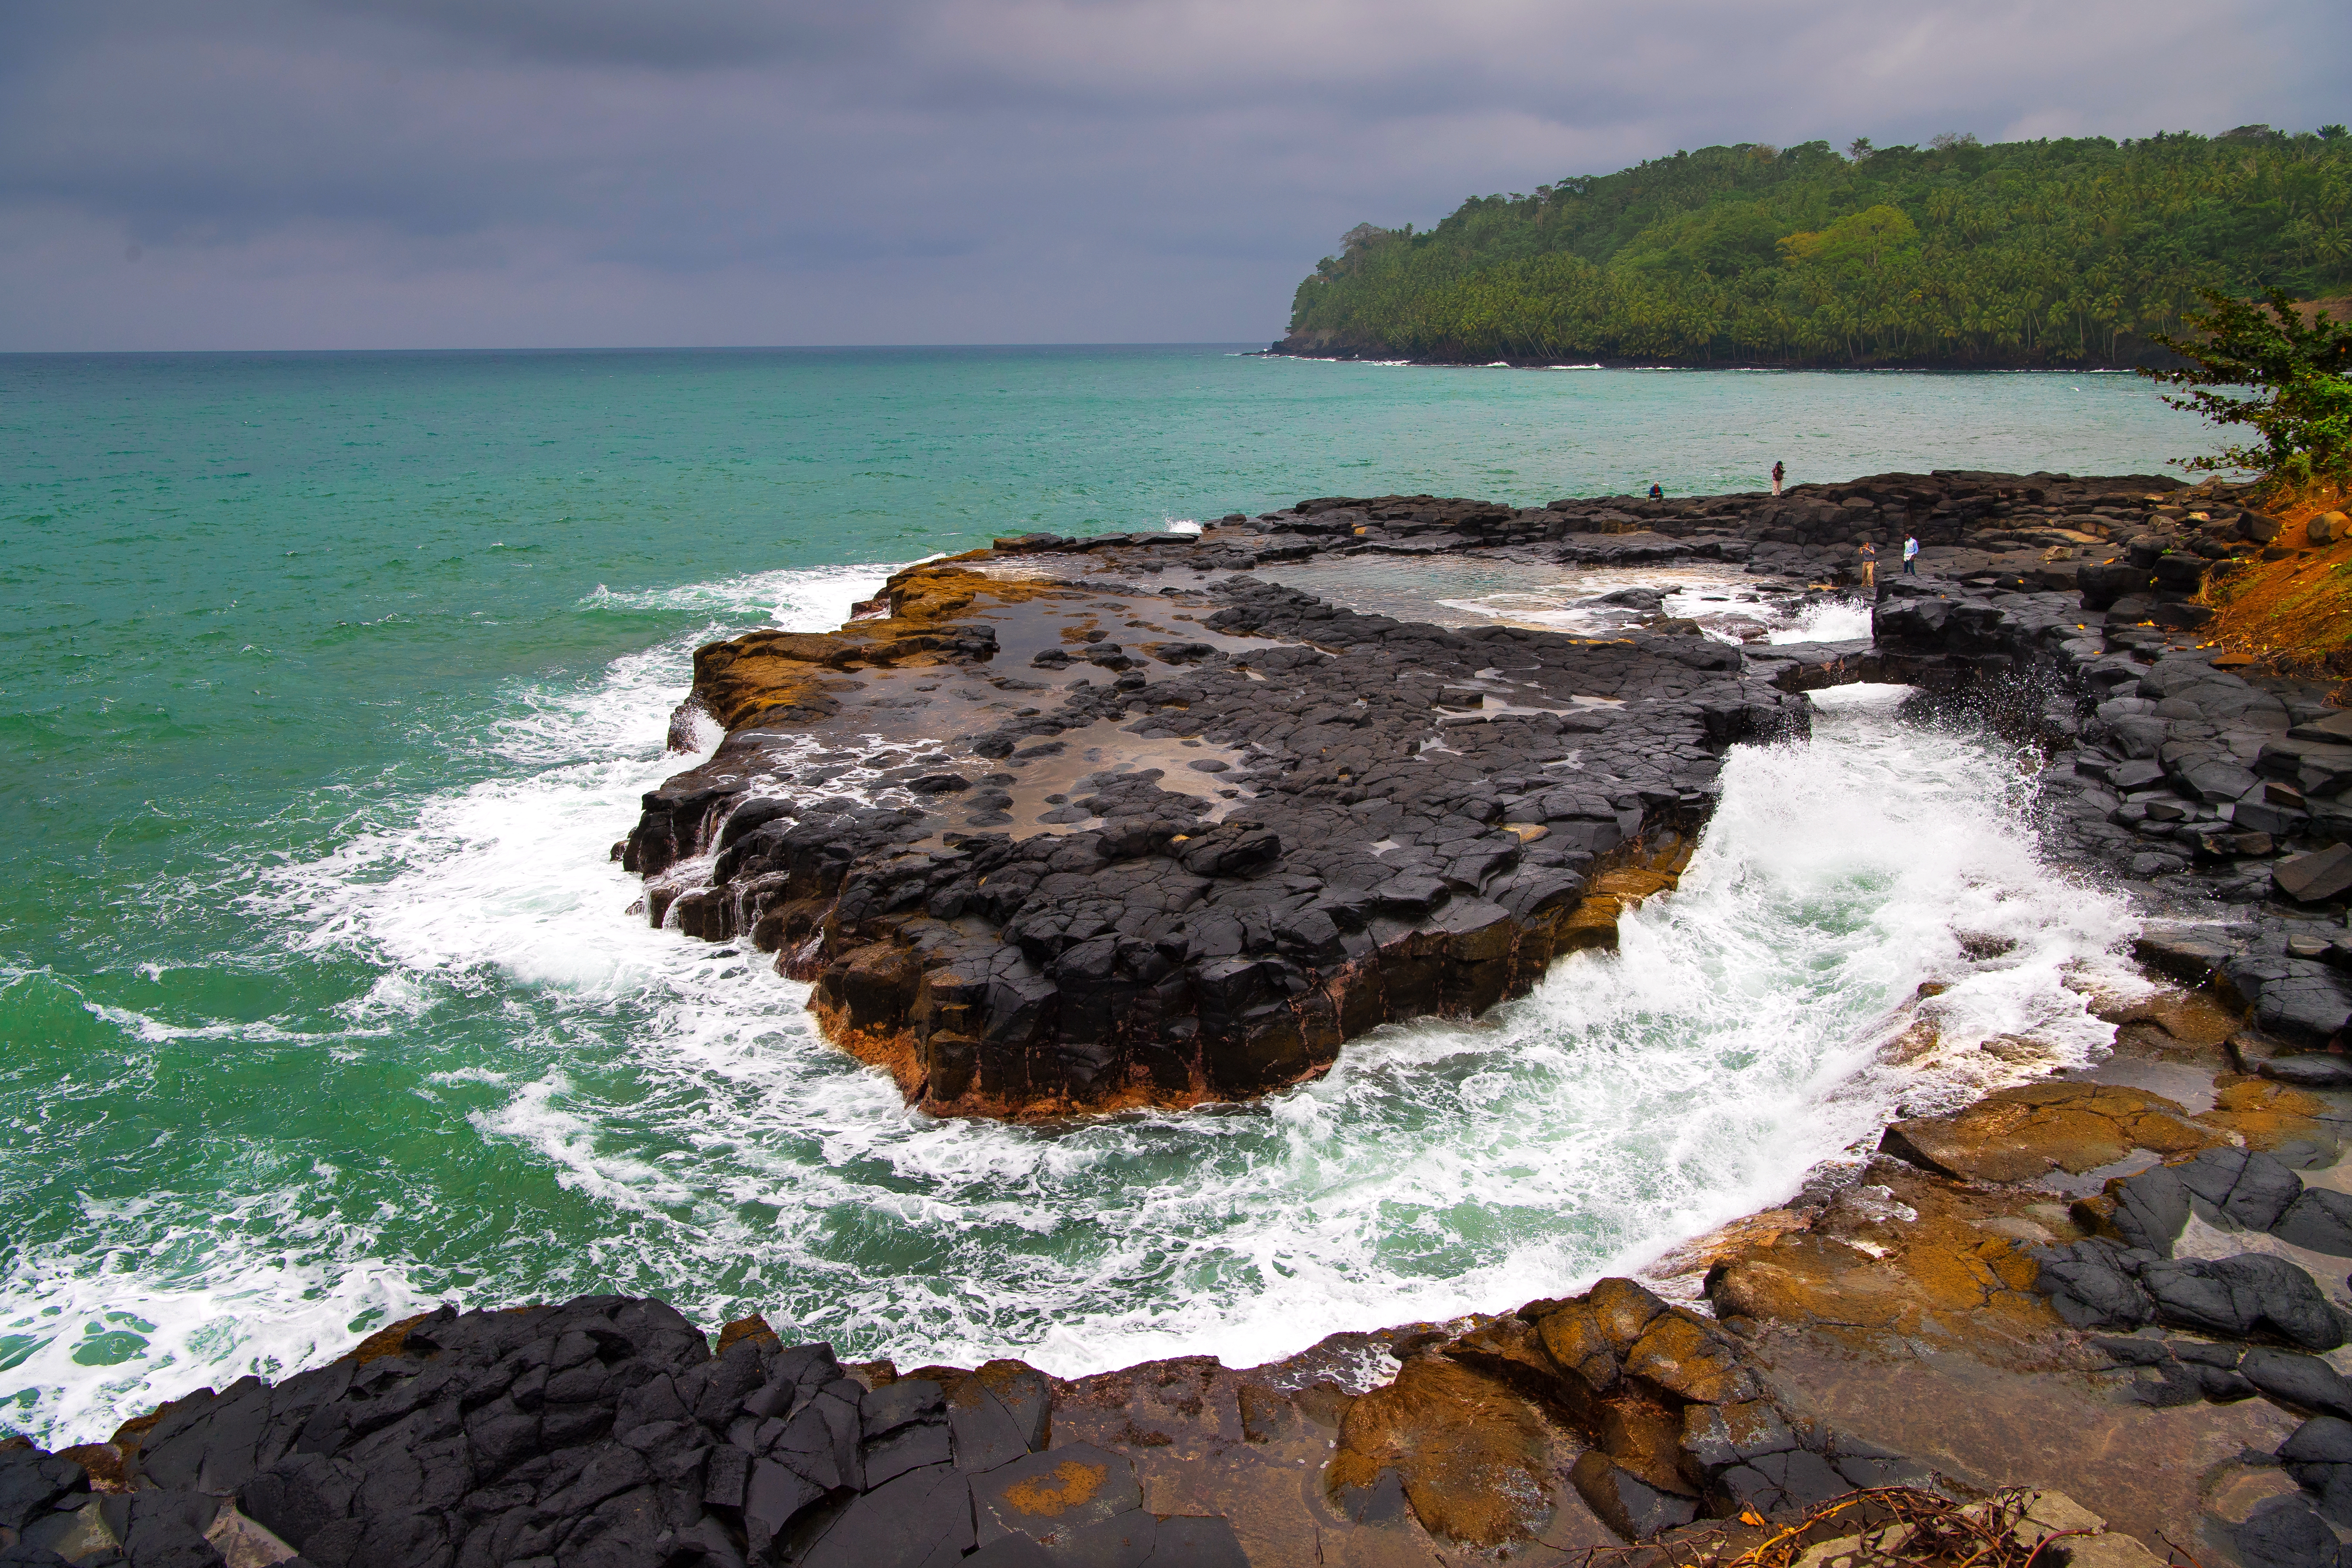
[1282,125,2352,366]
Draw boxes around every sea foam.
[1,588,2137,1446]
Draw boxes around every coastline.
[14,472,2352,1565]
[1259,336,2189,373]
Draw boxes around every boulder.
[2098,1164,2190,1255]
[2173,1146,2303,1231]
[2275,844,2352,904]
[2241,1348,2352,1417]
[2138,1253,2344,1349]
[2260,1053,2352,1089]
[2274,1189,2352,1256]
[2235,1496,2342,1568]
[2031,1239,2156,1330]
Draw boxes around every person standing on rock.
[1771,460,1785,496]
[1859,539,1878,589]
[1903,534,1919,575]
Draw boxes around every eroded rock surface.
[623,468,2352,1118]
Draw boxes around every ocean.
[0,345,2200,1444]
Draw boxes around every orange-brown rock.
[2196,1073,2341,1160]
[1623,1312,1762,1406]
[1533,1276,1671,1398]
[1877,1081,2225,1183]
[2093,987,2239,1057]
[1704,1163,2063,1355]
[687,565,1066,730]
[1593,1389,1695,1494]
[1557,857,1688,954]
[1325,1357,1552,1547]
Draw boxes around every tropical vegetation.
[2145,288,2352,487]
[1284,125,2352,366]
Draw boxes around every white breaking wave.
[2,582,2139,1444]
[584,562,894,626]
[1765,595,1877,643]
[0,1189,430,1448]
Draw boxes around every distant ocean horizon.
[0,345,2211,1445]
[3,341,2197,364]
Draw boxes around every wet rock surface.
[29,471,2352,1564]
[0,1304,1249,1568]
[627,467,2352,1120]
[0,1278,1980,1568]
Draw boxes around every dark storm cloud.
[1,0,2344,349]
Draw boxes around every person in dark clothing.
[1771,461,1785,496]
[1648,482,1663,499]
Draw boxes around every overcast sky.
[2,0,2344,350]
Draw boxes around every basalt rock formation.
[23,473,2352,1567]
[3,1267,2219,1568]
[623,467,2352,1118]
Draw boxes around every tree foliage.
[2142,288,2352,484]
[1287,128,2352,366]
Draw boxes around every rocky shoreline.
[16,471,2352,1566]
[623,467,2352,1116]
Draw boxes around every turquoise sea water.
[0,347,2194,1443]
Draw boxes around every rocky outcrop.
[28,470,2352,1562]
[0,1300,1252,1568]
[0,1277,1965,1568]
[625,469,2345,1119]
[627,554,1796,1117]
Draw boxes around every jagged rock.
[0,1298,1266,1568]
[0,1451,88,1535]
[628,474,2262,1118]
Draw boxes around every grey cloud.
[0,0,2344,349]
[312,0,891,69]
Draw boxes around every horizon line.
[0,340,1278,358]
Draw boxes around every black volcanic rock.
[619,469,2352,1119]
